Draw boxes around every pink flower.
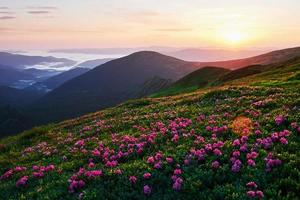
[143,173,151,179]
[32,165,40,171]
[75,139,85,147]
[147,156,155,164]
[114,169,122,175]
[15,166,27,172]
[0,169,13,180]
[255,130,262,135]
[275,115,285,125]
[256,190,264,198]
[211,161,220,169]
[171,134,179,142]
[33,171,44,178]
[45,164,55,171]
[69,180,85,193]
[213,148,222,156]
[247,191,256,198]
[166,157,173,163]
[143,185,151,195]
[16,176,28,188]
[85,170,103,178]
[172,178,183,191]
[246,182,257,188]
[129,176,137,184]
[92,149,101,157]
[154,162,161,169]
[173,169,182,175]
[232,139,240,146]
[279,137,288,145]
[88,162,95,168]
[247,159,256,167]
[232,150,240,157]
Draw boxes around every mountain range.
[1,46,300,136]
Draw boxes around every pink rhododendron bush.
[0,86,299,199]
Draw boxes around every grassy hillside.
[0,59,299,199]
[151,67,230,97]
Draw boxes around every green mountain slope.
[0,58,299,199]
[151,67,230,97]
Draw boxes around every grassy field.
[0,59,299,199]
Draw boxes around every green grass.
[0,59,300,199]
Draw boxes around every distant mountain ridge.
[0,52,76,69]
[29,51,202,123]
[29,67,90,92]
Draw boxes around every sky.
[0,0,300,50]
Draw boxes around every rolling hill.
[29,67,90,92]
[152,67,230,97]
[29,51,202,123]
[0,54,299,199]
[0,52,76,69]
[196,46,300,69]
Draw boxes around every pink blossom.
[232,150,240,157]
[16,176,28,188]
[69,180,85,193]
[247,191,256,198]
[0,169,13,180]
[247,159,256,167]
[232,139,240,146]
[33,171,44,178]
[246,182,257,188]
[114,169,122,175]
[173,169,182,175]
[213,148,222,156]
[154,162,161,169]
[92,149,101,157]
[75,139,85,147]
[143,185,151,195]
[85,170,103,178]
[275,115,285,125]
[211,161,220,169]
[256,190,264,198]
[255,130,262,135]
[143,173,151,179]
[147,156,155,164]
[166,157,173,163]
[172,178,183,191]
[279,137,288,145]
[15,166,27,172]
[129,176,137,184]
[88,162,95,168]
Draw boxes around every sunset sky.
[0,0,300,50]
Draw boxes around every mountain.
[0,86,44,106]
[0,52,76,69]
[166,48,268,62]
[0,54,299,199]
[0,86,45,137]
[197,46,300,69]
[153,56,300,97]
[29,67,90,92]
[75,58,113,69]
[29,51,202,123]
[0,65,35,87]
[152,67,230,97]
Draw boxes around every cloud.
[154,28,193,32]
[28,11,51,14]
[0,7,9,9]
[28,6,58,10]
[0,16,15,20]
[0,11,14,14]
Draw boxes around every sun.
[223,30,243,44]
